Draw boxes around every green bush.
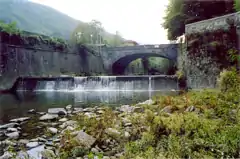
[217,68,240,93]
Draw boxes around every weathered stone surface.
[48,127,58,134]
[59,118,68,122]
[6,127,18,132]
[48,108,67,115]
[105,128,121,137]
[10,117,30,123]
[0,123,19,129]
[0,152,12,159]
[41,149,56,159]
[137,99,154,105]
[26,142,39,148]
[185,106,195,112]
[74,130,96,148]
[60,120,77,129]
[65,105,72,110]
[39,114,58,121]
[5,131,19,139]
[18,139,29,145]
[161,106,174,114]
[28,109,36,114]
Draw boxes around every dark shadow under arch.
[112,53,176,75]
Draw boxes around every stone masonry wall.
[0,36,106,90]
[182,12,240,89]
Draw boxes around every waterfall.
[14,75,178,92]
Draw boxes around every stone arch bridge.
[94,44,179,75]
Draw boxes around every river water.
[0,75,179,124]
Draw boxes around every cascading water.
[15,75,178,92]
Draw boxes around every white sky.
[30,0,169,44]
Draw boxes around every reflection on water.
[0,90,177,124]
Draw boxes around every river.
[0,75,179,124]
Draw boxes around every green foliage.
[0,21,21,35]
[71,20,124,46]
[163,0,236,40]
[217,68,240,93]
[234,0,240,11]
[0,0,80,39]
[124,88,240,158]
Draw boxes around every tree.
[234,0,240,11]
[163,0,236,40]
[70,20,124,46]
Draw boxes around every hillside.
[0,0,118,40]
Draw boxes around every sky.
[30,0,169,44]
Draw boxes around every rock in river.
[10,117,30,123]
[48,108,67,115]
[39,114,58,121]
[0,123,19,129]
[48,127,58,134]
[26,142,39,148]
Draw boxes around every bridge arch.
[112,53,177,75]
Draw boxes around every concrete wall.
[182,12,240,89]
[0,37,106,89]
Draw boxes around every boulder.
[105,128,121,137]
[65,105,72,110]
[59,120,77,129]
[74,130,96,148]
[6,127,18,132]
[28,109,36,114]
[161,106,174,114]
[5,131,19,139]
[59,118,68,122]
[39,114,58,121]
[10,117,30,123]
[47,127,58,134]
[137,99,154,105]
[26,142,39,148]
[48,108,67,115]
[185,106,195,112]
[119,105,132,113]
[0,123,19,129]
[0,152,13,159]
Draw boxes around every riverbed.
[0,90,176,124]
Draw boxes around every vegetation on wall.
[0,21,68,51]
[163,0,237,40]
[186,21,239,69]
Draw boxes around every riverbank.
[0,86,240,158]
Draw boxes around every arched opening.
[112,53,177,75]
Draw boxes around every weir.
[10,75,179,92]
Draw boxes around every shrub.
[217,68,240,93]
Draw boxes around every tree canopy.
[163,0,237,40]
[70,20,124,47]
